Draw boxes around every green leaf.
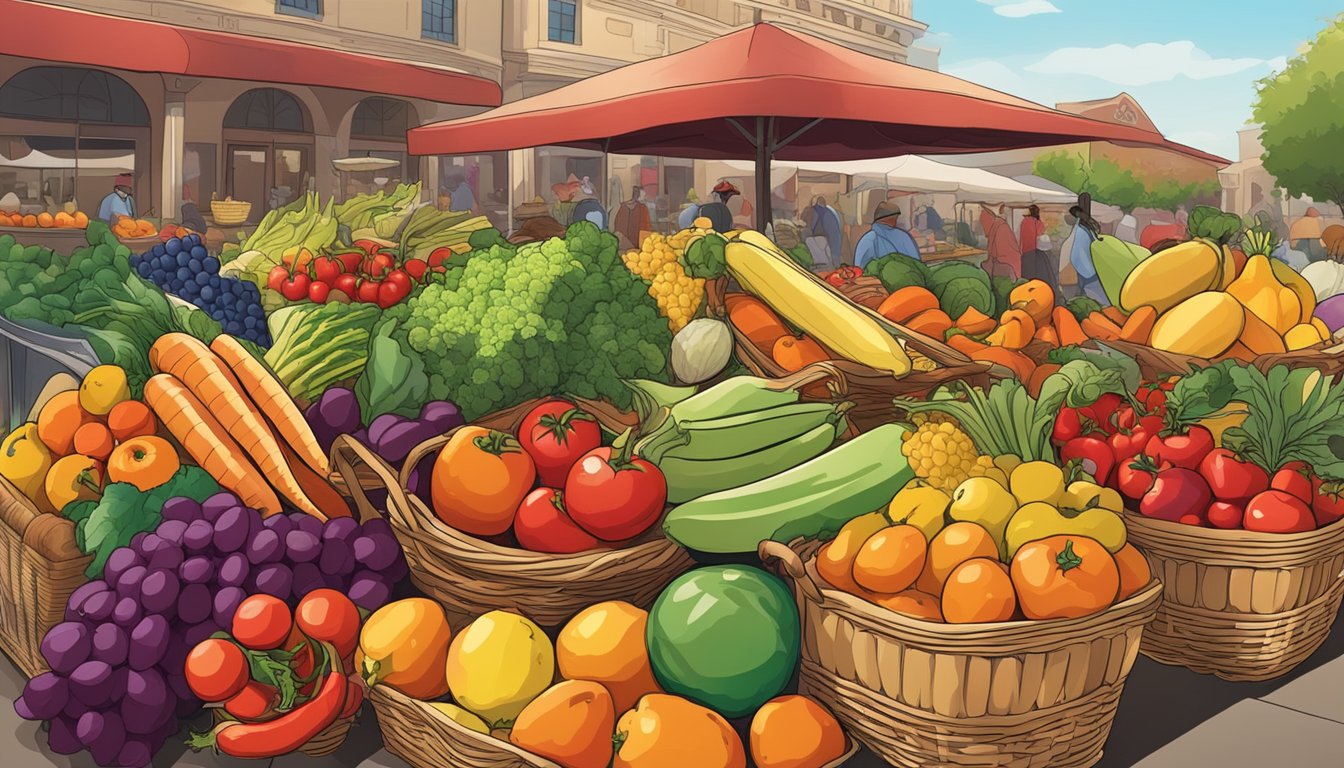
[682,233,727,280]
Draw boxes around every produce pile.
[133,234,270,347]
[1,207,90,229]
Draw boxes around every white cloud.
[978,0,1062,18]
[1025,41,1275,86]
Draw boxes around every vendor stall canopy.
[407,22,1228,164]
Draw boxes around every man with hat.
[695,181,740,233]
[99,173,136,226]
[854,199,920,269]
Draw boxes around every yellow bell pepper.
[1004,500,1127,560]
[1,423,53,510]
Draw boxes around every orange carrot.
[210,336,330,477]
[1027,363,1062,397]
[1081,312,1123,342]
[725,294,789,355]
[1053,307,1089,347]
[1034,325,1060,347]
[1119,306,1158,345]
[971,347,1036,381]
[946,331,989,357]
[877,286,939,324]
[905,309,953,339]
[143,374,282,515]
[277,441,352,519]
[150,334,326,521]
[1102,306,1129,327]
[954,306,997,336]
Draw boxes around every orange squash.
[1009,279,1055,325]
[985,309,1035,349]
[1052,306,1089,346]
[877,286,939,324]
[954,305,997,335]
[772,335,829,372]
[905,308,953,338]
[1237,305,1287,356]
[1119,305,1158,345]
[724,294,789,355]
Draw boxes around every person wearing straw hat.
[98,173,136,226]
[854,200,919,269]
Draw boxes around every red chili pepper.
[191,643,347,759]
[339,678,365,720]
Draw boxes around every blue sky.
[917,0,1340,160]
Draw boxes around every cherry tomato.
[356,278,382,304]
[1270,461,1313,503]
[280,272,311,302]
[519,400,602,487]
[311,256,342,285]
[513,487,601,554]
[232,594,293,651]
[307,280,330,304]
[1052,407,1082,445]
[377,279,410,309]
[565,442,667,542]
[1199,449,1270,503]
[1143,426,1214,470]
[225,681,277,721]
[266,265,289,293]
[335,251,363,273]
[185,638,249,702]
[1244,490,1315,533]
[370,252,395,277]
[295,589,361,660]
[1109,411,1162,464]
[334,273,358,299]
[1178,510,1208,527]
[1206,501,1244,530]
[1311,477,1344,528]
[1080,393,1124,435]
[1116,455,1163,502]
[1139,467,1212,523]
[427,247,454,270]
[403,259,428,281]
[1060,436,1115,487]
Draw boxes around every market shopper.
[979,203,1022,280]
[854,200,920,269]
[508,196,566,245]
[805,195,843,264]
[691,181,739,233]
[613,185,652,248]
[1065,204,1106,304]
[447,173,476,213]
[1290,208,1327,262]
[98,173,136,226]
[1019,205,1057,290]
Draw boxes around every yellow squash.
[726,230,911,377]
[1227,255,1301,334]
[1149,292,1244,357]
[1119,239,1223,314]
[1285,323,1325,351]
[1270,259,1316,323]
[0,423,53,511]
[1004,501,1128,559]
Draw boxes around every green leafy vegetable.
[1187,205,1244,245]
[786,243,814,269]
[1222,365,1344,478]
[1066,296,1103,322]
[1048,344,1142,397]
[264,302,382,401]
[683,233,727,279]
[356,317,430,422]
[928,262,994,319]
[1165,361,1240,430]
[863,252,931,292]
[991,275,1021,316]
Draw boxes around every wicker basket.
[761,539,1162,768]
[1104,338,1344,381]
[707,278,995,433]
[211,706,354,756]
[0,475,92,677]
[1123,512,1344,681]
[329,398,696,627]
[210,198,252,226]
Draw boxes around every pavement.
[5,602,1343,768]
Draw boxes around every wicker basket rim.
[1124,510,1344,555]
[370,685,567,768]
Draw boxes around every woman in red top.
[980,203,1022,280]
[1018,205,1057,289]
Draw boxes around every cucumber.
[661,420,841,504]
[663,424,913,554]
[648,401,847,463]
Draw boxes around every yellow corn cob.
[622,230,706,333]
[725,230,912,377]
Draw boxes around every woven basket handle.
[397,431,455,493]
[768,361,850,398]
[329,435,413,525]
[758,540,823,603]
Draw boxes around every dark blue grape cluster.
[132,235,270,347]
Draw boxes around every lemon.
[447,610,554,727]
[886,482,950,541]
[948,477,1018,560]
[427,703,490,735]
[1009,461,1066,507]
[78,365,130,417]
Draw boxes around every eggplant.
[1315,294,1344,334]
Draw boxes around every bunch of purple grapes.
[15,491,406,768]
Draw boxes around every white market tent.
[800,156,1077,204]
[0,149,133,174]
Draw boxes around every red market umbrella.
[408,23,1228,231]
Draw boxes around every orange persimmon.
[943,558,1016,623]
[1010,536,1120,620]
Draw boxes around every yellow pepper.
[1004,500,1127,560]
[1,423,53,511]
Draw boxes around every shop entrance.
[222,88,314,219]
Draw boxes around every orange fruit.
[557,601,662,716]
[874,590,943,622]
[106,400,158,441]
[511,680,615,768]
[1114,544,1152,602]
[36,390,97,456]
[107,436,181,492]
[21,214,37,227]
[54,212,74,227]
[614,694,745,768]
[1011,536,1119,620]
[916,522,1000,597]
[852,524,926,594]
[73,211,89,228]
[749,695,847,768]
[943,558,1017,623]
[815,512,888,594]
[36,212,54,228]
[72,422,115,462]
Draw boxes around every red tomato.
[1080,393,1123,435]
[1142,426,1215,470]
[307,280,330,304]
[403,259,428,281]
[427,247,454,270]
[356,278,382,304]
[1052,407,1082,445]
[185,638,249,702]
[295,589,361,660]
[1310,477,1344,528]
[311,256,342,285]
[1207,501,1244,530]
[377,277,411,309]
[1270,461,1313,503]
[1116,455,1165,503]
[232,594,293,651]
[1139,467,1212,523]
[565,444,667,541]
[518,400,602,487]
[1060,436,1115,486]
[1243,490,1316,533]
[370,252,395,277]
[334,273,358,299]
[1178,510,1208,527]
[266,265,289,293]
[1199,449,1270,503]
[280,272,310,302]
[335,251,363,273]
[513,487,601,554]
[1109,411,1162,464]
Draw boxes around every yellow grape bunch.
[622,228,707,333]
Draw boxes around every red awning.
[407,23,1225,165]
[0,0,501,107]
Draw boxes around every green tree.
[1033,151,1090,194]
[1034,152,1216,212]
[1253,14,1344,210]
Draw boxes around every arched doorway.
[344,97,419,200]
[223,88,314,218]
[0,66,150,218]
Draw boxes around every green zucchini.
[663,423,913,554]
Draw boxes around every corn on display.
[623,228,706,333]
[901,412,994,493]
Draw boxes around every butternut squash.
[954,305,997,336]
[1227,255,1301,334]
[1237,305,1287,356]
[1009,279,1054,325]
[877,286,939,324]
[1270,259,1317,323]
[1053,306,1089,347]
[1149,292,1244,358]
[1119,239,1224,314]
[1119,306,1158,345]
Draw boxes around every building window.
[276,0,321,19]
[351,98,412,141]
[0,66,149,126]
[548,0,577,43]
[422,0,456,43]
[224,88,310,133]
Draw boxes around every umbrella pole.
[755,117,771,234]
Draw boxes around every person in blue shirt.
[854,200,920,268]
[98,173,136,226]
[806,195,843,264]
[447,173,476,212]
[1066,205,1107,305]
